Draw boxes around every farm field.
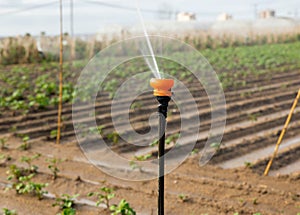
[0,41,300,214]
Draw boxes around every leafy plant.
[14,174,48,200]
[19,135,30,150]
[244,162,253,168]
[50,130,58,139]
[88,187,115,208]
[107,132,119,144]
[110,199,136,215]
[0,138,8,150]
[2,208,17,215]
[46,157,62,180]
[0,154,11,167]
[52,194,79,215]
[134,154,151,161]
[129,161,142,172]
[21,154,41,173]
[178,194,189,202]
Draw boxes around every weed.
[52,194,79,215]
[88,187,115,208]
[110,199,136,215]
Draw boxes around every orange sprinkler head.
[150,78,174,97]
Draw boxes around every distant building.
[176,12,196,21]
[217,13,233,21]
[259,10,275,19]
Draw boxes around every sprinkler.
[150,78,174,215]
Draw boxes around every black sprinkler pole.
[157,96,171,215]
[150,78,174,215]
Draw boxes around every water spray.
[150,78,174,215]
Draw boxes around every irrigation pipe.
[264,88,300,176]
[56,0,63,144]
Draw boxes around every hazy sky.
[0,0,299,36]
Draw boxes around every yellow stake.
[264,88,300,176]
[56,0,63,144]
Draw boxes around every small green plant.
[190,149,199,155]
[88,186,115,208]
[210,142,221,150]
[110,199,136,215]
[0,138,8,150]
[129,161,142,172]
[253,213,261,215]
[0,154,11,167]
[52,194,79,215]
[19,135,30,150]
[14,174,48,200]
[248,113,260,122]
[107,132,119,144]
[7,164,24,181]
[150,139,158,147]
[46,157,62,180]
[130,101,142,110]
[134,154,151,161]
[178,194,189,202]
[165,133,180,145]
[2,208,17,215]
[21,154,41,173]
[244,162,253,168]
[50,130,58,139]
[253,198,258,205]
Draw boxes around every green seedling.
[50,130,58,139]
[107,132,119,144]
[253,213,261,215]
[0,154,11,167]
[88,187,115,209]
[0,138,8,150]
[178,194,189,202]
[52,194,79,215]
[46,157,62,180]
[210,142,221,150]
[248,113,260,122]
[19,135,30,150]
[130,160,142,171]
[165,133,180,145]
[190,149,199,156]
[134,154,151,161]
[110,199,136,215]
[88,125,105,135]
[14,174,48,200]
[7,165,24,181]
[130,101,142,110]
[244,162,253,168]
[2,208,17,215]
[253,198,258,205]
[21,154,41,173]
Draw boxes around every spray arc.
[150,78,174,215]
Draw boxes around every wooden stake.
[264,88,300,176]
[56,0,63,144]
